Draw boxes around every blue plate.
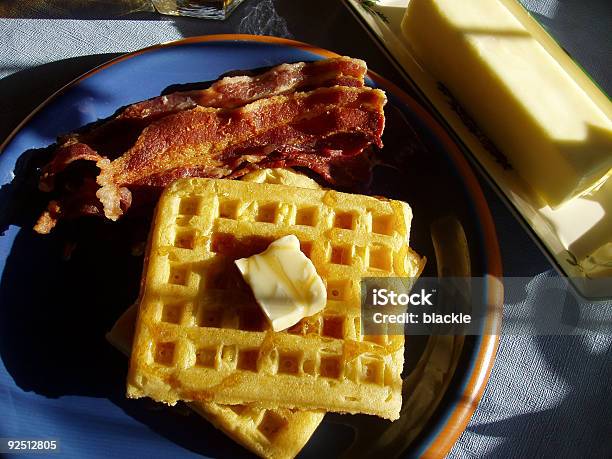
[0,36,501,458]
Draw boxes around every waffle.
[127,178,424,420]
[107,304,324,459]
[238,168,322,189]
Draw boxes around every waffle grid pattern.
[107,303,324,459]
[128,178,423,420]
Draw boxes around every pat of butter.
[235,235,326,331]
[402,0,612,207]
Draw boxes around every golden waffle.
[108,304,324,459]
[127,178,424,420]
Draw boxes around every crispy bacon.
[38,143,101,192]
[118,57,367,119]
[39,57,366,191]
[34,58,386,234]
[95,86,386,220]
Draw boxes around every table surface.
[0,1,611,458]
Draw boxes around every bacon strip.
[118,57,367,119]
[34,58,385,234]
[96,86,386,220]
[39,57,366,192]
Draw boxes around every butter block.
[402,0,612,207]
[541,173,612,261]
[235,235,327,331]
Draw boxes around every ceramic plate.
[0,35,501,458]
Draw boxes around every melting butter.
[235,235,327,331]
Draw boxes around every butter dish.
[345,0,612,298]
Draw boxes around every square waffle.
[127,178,424,420]
[107,304,324,459]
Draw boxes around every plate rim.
[0,34,503,458]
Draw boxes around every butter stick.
[402,0,612,207]
[541,175,612,262]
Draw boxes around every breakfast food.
[126,178,424,420]
[239,168,322,189]
[39,57,366,191]
[116,57,367,118]
[235,234,328,332]
[107,169,327,459]
[402,0,612,207]
[34,57,385,234]
[62,54,428,454]
[94,86,386,220]
[107,304,324,459]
